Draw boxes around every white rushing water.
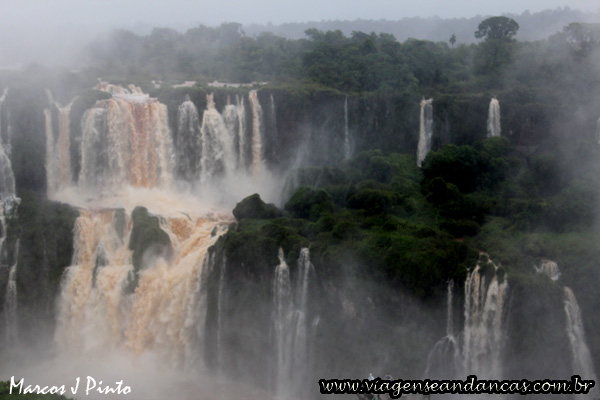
[199,93,228,184]
[3,238,19,350]
[273,248,293,397]
[45,89,74,196]
[425,280,460,379]
[534,259,596,383]
[463,255,508,378]
[534,259,561,281]
[0,88,15,198]
[10,84,287,399]
[417,98,433,167]
[79,84,174,191]
[249,90,264,177]
[564,287,597,388]
[272,247,315,399]
[216,254,227,375]
[427,255,508,381]
[176,95,202,181]
[49,206,231,400]
[487,98,501,137]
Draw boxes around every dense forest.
[1,12,600,400]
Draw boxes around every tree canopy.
[475,16,520,40]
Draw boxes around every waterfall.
[45,90,74,196]
[199,94,228,184]
[343,96,350,160]
[425,280,460,378]
[176,95,202,181]
[248,90,264,177]
[272,247,315,398]
[223,101,239,172]
[237,96,247,170]
[174,90,269,189]
[0,88,9,148]
[219,101,238,176]
[178,94,242,185]
[79,85,174,191]
[54,208,230,367]
[596,116,600,144]
[463,255,508,378]
[0,88,15,199]
[270,94,277,138]
[216,254,227,374]
[564,287,597,382]
[534,259,560,281]
[3,239,19,349]
[222,95,248,172]
[273,248,293,396]
[446,279,454,335]
[291,248,313,398]
[417,98,433,167]
[487,98,501,137]
[532,260,597,383]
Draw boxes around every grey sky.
[0,0,597,67]
[0,0,598,28]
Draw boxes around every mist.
[1,2,600,400]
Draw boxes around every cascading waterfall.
[270,94,277,141]
[463,255,508,378]
[79,84,174,191]
[176,95,202,181]
[273,248,293,396]
[216,254,227,374]
[534,259,560,281]
[596,116,600,144]
[4,83,285,399]
[52,86,272,380]
[534,259,597,382]
[564,287,597,383]
[446,279,454,335]
[0,88,15,199]
[222,98,242,171]
[425,280,460,378]
[178,93,257,182]
[417,98,433,167]
[343,96,350,160]
[291,248,314,398]
[199,94,229,184]
[218,95,247,171]
[0,88,9,146]
[55,208,230,368]
[45,90,74,196]
[487,98,501,137]
[272,247,315,398]
[248,90,264,177]
[236,95,247,170]
[3,239,19,349]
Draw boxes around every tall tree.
[474,16,520,76]
[449,34,456,48]
[475,16,520,41]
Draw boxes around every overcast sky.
[0,0,598,28]
[0,0,597,67]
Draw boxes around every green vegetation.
[232,193,282,220]
[5,191,78,312]
[223,151,480,298]
[128,206,172,272]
